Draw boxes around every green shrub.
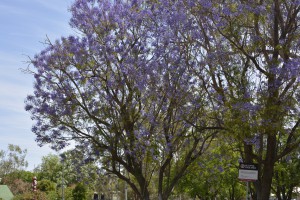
[72,183,88,200]
[38,179,56,193]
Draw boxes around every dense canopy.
[25,0,300,199]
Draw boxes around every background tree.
[59,150,103,189]
[272,151,300,200]
[36,154,62,184]
[177,138,245,200]
[0,145,29,197]
[0,144,28,178]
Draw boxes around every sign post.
[238,163,258,200]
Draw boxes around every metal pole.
[125,170,128,200]
[125,182,127,200]
[246,182,249,200]
[62,160,65,200]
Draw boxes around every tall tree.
[25,0,221,199]
[183,0,300,199]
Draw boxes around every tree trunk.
[137,176,150,200]
[141,189,150,200]
[258,134,277,200]
[260,165,274,200]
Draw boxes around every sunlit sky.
[0,0,74,170]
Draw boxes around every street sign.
[238,163,258,182]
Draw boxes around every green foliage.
[72,183,88,200]
[38,179,56,193]
[66,186,76,200]
[0,156,33,195]
[0,144,28,177]
[12,192,32,200]
[32,153,104,199]
[36,154,62,183]
[12,191,47,200]
[59,150,99,186]
[176,140,245,199]
[4,170,34,183]
[56,186,75,200]
[46,190,59,200]
[272,153,300,200]
[4,179,31,196]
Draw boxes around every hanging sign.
[238,163,258,182]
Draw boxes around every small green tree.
[72,183,88,200]
[36,154,62,183]
[38,179,56,193]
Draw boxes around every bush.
[38,179,56,193]
[13,191,47,200]
[72,183,88,200]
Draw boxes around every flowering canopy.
[25,0,221,199]
[186,0,300,199]
[25,0,300,199]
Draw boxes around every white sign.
[238,169,258,180]
[238,163,258,181]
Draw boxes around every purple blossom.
[198,0,212,9]
[24,104,33,111]
[222,6,232,16]
[244,134,260,149]
[238,158,243,164]
[217,166,224,172]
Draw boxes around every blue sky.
[0,0,74,170]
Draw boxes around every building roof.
[0,185,14,200]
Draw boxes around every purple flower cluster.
[244,134,260,150]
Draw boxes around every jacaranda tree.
[25,0,222,199]
[181,0,300,199]
[26,0,300,199]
